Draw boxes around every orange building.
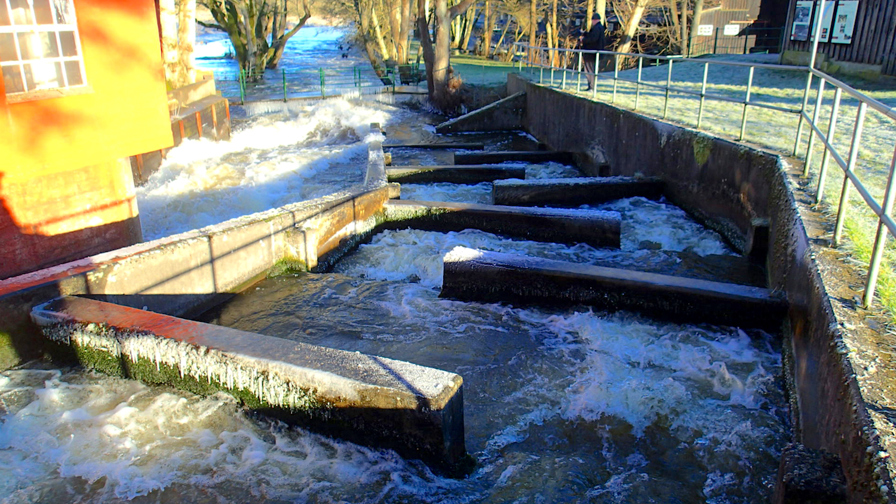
[0,0,173,279]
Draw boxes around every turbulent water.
[136,98,406,241]
[2,39,787,502]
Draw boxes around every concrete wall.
[506,73,892,502]
[507,74,775,254]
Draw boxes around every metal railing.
[513,42,896,309]
[212,65,391,104]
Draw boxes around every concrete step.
[453,150,575,165]
[440,247,786,329]
[384,143,485,150]
[386,165,526,184]
[31,296,472,476]
[493,176,664,207]
[384,200,621,249]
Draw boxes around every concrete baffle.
[31,296,472,476]
[440,247,787,329]
[493,176,665,207]
[386,165,526,184]
[384,200,621,249]
[454,150,576,165]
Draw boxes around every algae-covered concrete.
[32,296,470,475]
[505,73,894,502]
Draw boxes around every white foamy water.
[0,368,466,503]
[137,98,408,241]
[199,271,785,503]
[336,197,733,288]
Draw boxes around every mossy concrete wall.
[505,73,893,502]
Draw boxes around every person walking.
[580,16,606,91]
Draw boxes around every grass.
[514,52,896,324]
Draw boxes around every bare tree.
[417,0,477,111]
[159,0,197,88]
[199,0,311,79]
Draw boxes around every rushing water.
[2,56,787,502]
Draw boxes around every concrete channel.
[0,75,889,501]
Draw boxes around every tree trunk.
[371,4,393,62]
[460,7,478,53]
[417,0,476,111]
[616,0,650,55]
[668,0,681,53]
[680,0,689,56]
[159,0,179,86]
[177,0,196,85]
[596,0,606,28]
[481,0,491,57]
[689,0,704,57]
[529,0,537,61]
[389,0,401,59]
[585,0,594,30]
[397,0,412,63]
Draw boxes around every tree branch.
[448,0,477,19]
[196,19,225,31]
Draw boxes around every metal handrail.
[513,42,896,310]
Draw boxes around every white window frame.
[0,0,89,102]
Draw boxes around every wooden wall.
[783,0,896,75]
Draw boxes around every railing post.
[738,66,754,141]
[635,56,643,111]
[697,62,709,129]
[793,71,814,156]
[241,69,249,104]
[282,69,287,102]
[592,53,599,100]
[612,54,619,103]
[864,144,896,308]
[816,87,842,204]
[714,27,720,54]
[319,68,325,97]
[561,49,567,90]
[833,102,868,246]
[803,78,827,177]
[663,59,673,120]
[576,51,583,92]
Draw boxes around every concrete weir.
[453,150,575,165]
[30,296,470,475]
[493,176,665,207]
[383,200,621,249]
[386,165,526,184]
[440,247,787,329]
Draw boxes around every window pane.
[9,0,35,25]
[34,0,54,24]
[40,31,59,57]
[0,33,17,62]
[63,59,81,85]
[0,5,11,26]
[53,0,75,25]
[24,60,63,90]
[2,65,24,93]
[16,32,59,60]
[58,30,77,56]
